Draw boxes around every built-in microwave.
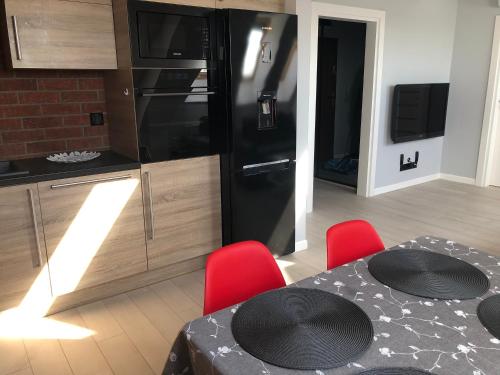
[128,0,214,69]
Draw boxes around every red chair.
[326,220,385,270]
[203,241,286,315]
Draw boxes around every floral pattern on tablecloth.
[162,237,500,375]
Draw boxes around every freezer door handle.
[242,159,291,176]
[243,159,290,170]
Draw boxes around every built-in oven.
[128,0,215,69]
[134,69,220,163]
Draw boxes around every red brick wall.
[0,50,110,160]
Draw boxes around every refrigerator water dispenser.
[258,91,277,130]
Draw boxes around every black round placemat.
[478,294,500,339]
[359,368,433,375]
[368,249,489,300]
[231,288,373,370]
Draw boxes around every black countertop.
[0,151,141,188]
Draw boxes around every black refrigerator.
[217,9,297,256]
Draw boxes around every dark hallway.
[314,19,366,188]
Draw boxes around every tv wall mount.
[400,151,419,171]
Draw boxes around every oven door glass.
[137,11,209,60]
[136,91,217,163]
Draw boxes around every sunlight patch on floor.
[275,258,296,285]
[0,309,95,340]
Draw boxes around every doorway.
[300,2,385,217]
[314,19,366,189]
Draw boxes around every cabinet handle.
[145,172,155,241]
[28,188,42,268]
[50,175,132,190]
[140,91,215,97]
[12,16,22,60]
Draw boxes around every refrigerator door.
[226,10,297,170]
[231,162,295,256]
[219,10,298,256]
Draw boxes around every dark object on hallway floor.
[231,288,373,370]
[324,155,359,175]
[368,249,490,300]
[478,294,500,340]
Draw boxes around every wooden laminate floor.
[1,179,500,375]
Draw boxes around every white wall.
[287,0,310,249]
[442,0,500,179]
[295,0,458,217]
[293,0,500,249]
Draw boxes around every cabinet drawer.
[37,170,147,296]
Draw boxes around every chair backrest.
[326,220,385,270]
[203,241,286,315]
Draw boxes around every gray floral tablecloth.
[163,237,500,375]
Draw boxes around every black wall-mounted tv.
[391,83,449,143]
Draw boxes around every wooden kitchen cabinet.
[215,0,285,12]
[2,0,117,69]
[142,155,222,270]
[0,184,51,312]
[37,170,147,297]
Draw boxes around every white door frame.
[477,16,500,187]
[306,2,385,211]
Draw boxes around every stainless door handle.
[140,92,216,97]
[12,16,22,60]
[50,175,132,189]
[145,172,155,241]
[28,188,42,268]
[243,159,290,170]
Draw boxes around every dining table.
[162,236,500,375]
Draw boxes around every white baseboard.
[371,173,478,197]
[371,174,441,196]
[295,240,308,252]
[439,173,476,185]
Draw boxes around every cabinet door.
[37,170,147,297]
[142,155,222,270]
[141,0,216,7]
[215,0,284,12]
[0,184,51,312]
[3,0,117,69]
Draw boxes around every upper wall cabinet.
[2,0,117,69]
[215,0,285,12]
[140,0,216,7]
